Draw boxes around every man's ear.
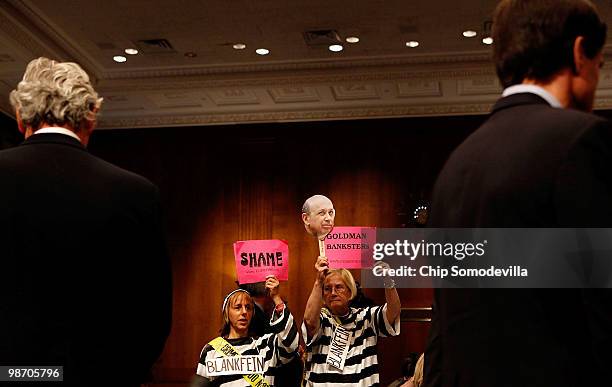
[15,110,26,135]
[302,212,310,225]
[82,117,97,133]
[572,36,587,75]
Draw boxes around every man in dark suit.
[0,57,172,386]
[424,1,611,386]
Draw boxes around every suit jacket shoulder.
[430,93,612,227]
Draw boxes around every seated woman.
[193,276,299,387]
[302,256,401,386]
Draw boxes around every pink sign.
[233,240,289,284]
[324,227,376,269]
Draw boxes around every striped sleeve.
[272,305,299,364]
[195,344,215,380]
[256,305,299,365]
[371,303,400,337]
[301,312,333,347]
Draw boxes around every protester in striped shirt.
[193,276,299,387]
[302,256,401,386]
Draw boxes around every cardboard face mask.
[302,195,335,240]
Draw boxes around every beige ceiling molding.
[0,8,54,60]
[97,68,498,92]
[98,103,496,129]
[98,53,494,80]
[1,0,101,76]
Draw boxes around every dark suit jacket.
[0,133,172,386]
[425,93,612,387]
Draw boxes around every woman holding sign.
[194,276,299,387]
[302,256,401,386]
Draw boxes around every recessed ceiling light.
[346,36,360,43]
[124,48,139,55]
[233,43,246,50]
[462,30,477,38]
[113,55,127,63]
[184,51,197,58]
[482,37,493,45]
[405,41,419,48]
[329,44,343,52]
[255,48,270,55]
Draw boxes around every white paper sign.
[326,325,351,370]
[204,355,265,376]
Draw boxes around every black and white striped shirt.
[196,307,299,387]
[301,304,400,387]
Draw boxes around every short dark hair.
[493,0,607,87]
[238,281,267,297]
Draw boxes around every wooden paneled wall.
[3,109,612,385]
[86,116,481,385]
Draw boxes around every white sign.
[204,355,265,377]
[326,325,351,370]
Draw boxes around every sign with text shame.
[324,227,376,269]
[233,240,289,284]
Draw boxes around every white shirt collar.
[34,127,82,143]
[501,84,562,108]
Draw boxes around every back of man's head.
[493,0,606,87]
[9,57,103,132]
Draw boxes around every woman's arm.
[266,276,299,362]
[385,283,401,325]
[303,256,328,340]
[375,261,401,325]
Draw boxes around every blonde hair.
[413,353,424,387]
[9,57,103,132]
[324,269,357,301]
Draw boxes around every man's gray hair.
[9,57,103,132]
[302,194,331,214]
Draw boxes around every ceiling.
[2,0,612,129]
